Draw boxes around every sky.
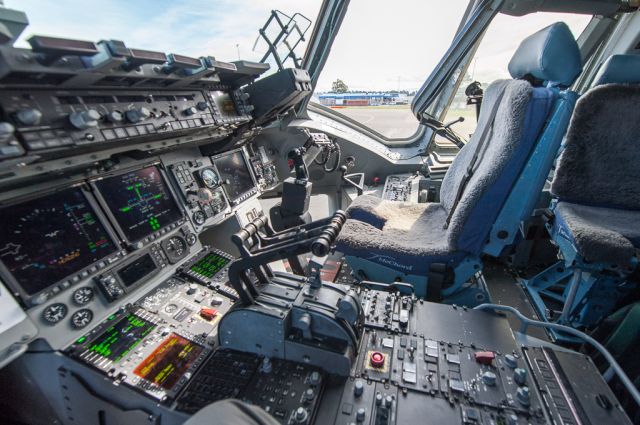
[9,0,591,92]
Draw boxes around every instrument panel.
[0,141,277,344]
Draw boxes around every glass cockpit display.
[88,314,156,362]
[213,151,255,203]
[94,166,183,243]
[0,187,117,296]
[211,90,238,120]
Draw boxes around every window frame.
[299,0,482,146]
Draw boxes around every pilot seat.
[336,22,583,304]
[524,54,640,341]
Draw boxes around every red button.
[370,351,385,368]
[199,307,218,321]
[474,351,496,365]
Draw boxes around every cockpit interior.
[1,0,640,424]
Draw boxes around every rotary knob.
[125,107,151,123]
[481,371,497,386]
[69,110,101,130]
[15,108,43,126]
[0,122,15,142]
[353,379,364,397]
[294,407,308,423]
[183,106,198,116]
[514,368,527,385]
[196,101,208,111]
[105,110,124,123]
[516,386,530,406]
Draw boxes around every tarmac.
[335,106,418,139]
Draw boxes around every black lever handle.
[311,210,346,256]
[340,165,364,196]
[231,215,269,251]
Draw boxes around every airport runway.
[334,106,477,139]
[335,107,418,138]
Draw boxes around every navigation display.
[213,151,255,203]
[94,166,182,243]
[0,187,116,295]
[211,90,238,120]
[89,314,156,362]
[189,252,230,278]
[133,333,203,390]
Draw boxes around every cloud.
[10,0,321,62]
[8,1,591,92]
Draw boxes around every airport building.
[317,92,410,106]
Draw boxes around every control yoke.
[229,210,346,305]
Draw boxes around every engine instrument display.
[0,187,117,296]
[88,314,156,362]
[210,90,238,120]
[94,166,183,243]
[189,252,231,279]
[212,151,255,203]
[133,333,204,390]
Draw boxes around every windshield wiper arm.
[422,115,467,149]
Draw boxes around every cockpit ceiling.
[500,0,638,16]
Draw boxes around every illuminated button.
[370,352,385,369]
[199,307,217,321]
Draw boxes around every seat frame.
[523,201,638,343]
[344,87,577,306]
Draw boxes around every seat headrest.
[592,54,640,86]
[508,22,582,87]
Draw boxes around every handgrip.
[231,214,269,248]
[311,210,346,256]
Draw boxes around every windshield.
[9,0,322,67]
[312,0,472,141]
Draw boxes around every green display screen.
[89,314,156,362]
[190,252,230,278]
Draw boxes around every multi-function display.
[0,187,116,295]
[213,151,255,203]
[94,166,182,243]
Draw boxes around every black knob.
[184,106,198,116]
[69,110,100,130]
[106,110,124,123]
[15,108,43,126]
[196,101,208,111]
[125,107,151,123]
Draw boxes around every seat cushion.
[336,200,462,275]
[551,84,640,210]
[554,202,640,265]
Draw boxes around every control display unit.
[132,333,204,390]
[0,187,118,302]
[210,90,238,120]
[212,150,256,204]
[93,165,183,244]
[188,252,230,279]
[69,306,212,402]
[86,313,156,362]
